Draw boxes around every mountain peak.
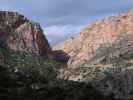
[0,11,51,56]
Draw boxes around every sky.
[0,0,133,45]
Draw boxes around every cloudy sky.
[0,0,133,45]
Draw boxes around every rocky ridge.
[54,10,133,66]
[0,11,51,56]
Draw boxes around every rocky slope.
[55,10,133,99]
[57,32,133,100]
[54,10,133,66]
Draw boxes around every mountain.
[0,11,110,100]
[0,11,51,56]
[1,10,133,100]
[54,10,133,67]
[55,10,133,99]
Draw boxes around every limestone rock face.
[0,11,50,55]
[54,10,133,66]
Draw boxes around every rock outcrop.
[54,10,133,66]
[0,11,51,56]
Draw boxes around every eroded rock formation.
[54,10,133,66]
[0,11,51,55]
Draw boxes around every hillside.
[54,10,133,66]
[54,10,133,99]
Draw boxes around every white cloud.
[44,25,84,45]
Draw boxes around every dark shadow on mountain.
[51,50,70,64]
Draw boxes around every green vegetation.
[0,46,59,100]
[0,46,113,100]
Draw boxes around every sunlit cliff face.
[53,11,133,65]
